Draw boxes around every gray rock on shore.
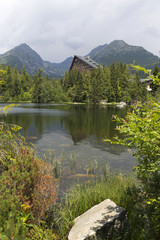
[68,199,127,240]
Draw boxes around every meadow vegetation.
[52,173,136,239]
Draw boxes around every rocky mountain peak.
[88,40,160,67]
[11,43,43,60]
[108,40,128,48]
[106,40,131,55]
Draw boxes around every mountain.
[0,40,159,78]
[88,40,160,69]
[0,44,72,78]
[43,57,73,77]
[0,44,44,75]
[87,43,108,57]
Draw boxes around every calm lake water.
[0,103,135,192]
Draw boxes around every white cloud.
[0,0,160,61]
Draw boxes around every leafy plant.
[105,64,160,238]
[0,103,58,238]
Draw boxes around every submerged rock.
[68,199,127,240]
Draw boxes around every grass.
[51,169,159,240]
[52,172,137,239]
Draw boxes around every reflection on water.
[0,103,135,191]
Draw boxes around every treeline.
[0,63,160,103]
[62,63,149,103]
[0,65,68,103]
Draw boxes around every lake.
[0,103,135,193]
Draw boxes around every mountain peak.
[0,43,72,78]
[0,43,44,75]
[17,43,30,48]
[88,40,160,68]
[15,43,33,51]
[13,43,41,56]
[109,40,128,48]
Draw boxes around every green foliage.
[129,64,160,85]
[23,92,32,101]
[0,109,58,238]
[0,65,33,102]
[105,64,160,238]
[0,65,68,103]
[90,66,107,103]
[53,173,136,239]
[0,70,6,95]
[31,69,68,103]
[0,61,154,104]
[0,208,28,240]
[63,62,148,104]
[27,224,58,240]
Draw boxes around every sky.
[0,0,160,63]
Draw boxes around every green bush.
[106,64,160,239]
[0,120,58,239]
[23,92,32,101]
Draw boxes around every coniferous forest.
[1,62,160,104]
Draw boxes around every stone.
[68,199,127,240]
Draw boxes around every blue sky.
[0,0,160,62]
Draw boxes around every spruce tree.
[32,68,44,103]
[110,62,117,101]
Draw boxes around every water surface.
[0,103,135,191]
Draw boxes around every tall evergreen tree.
[82,70,91,102]
[89,66,105,103]
[151,64,160,94]
[32,68,44,103]
[103,66,111,102]
[12,66,21,100]
[110,62,117,101]
[118,64,131,102]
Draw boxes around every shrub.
[0,146,57,222]
[106,64,160,238]
[0,120,58,238]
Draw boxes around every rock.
[100,100,107,104]
[68,199,127,240]
[119,101,127,106]
[117,102,127,108]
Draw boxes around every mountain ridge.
[0,43,72,78]
[0,40,159,78]
[88,40,160,68]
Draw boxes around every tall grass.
[53,172,137,239]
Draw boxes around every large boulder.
[68,199,127,240]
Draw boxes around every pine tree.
[82,70,91,102]
[103,66,111,102]
[118,64,131,102]
[151,64,160,94]
[89,66,105,103]
[12,66,21,100]
[110,62,117,101]
[32,68,44,103]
